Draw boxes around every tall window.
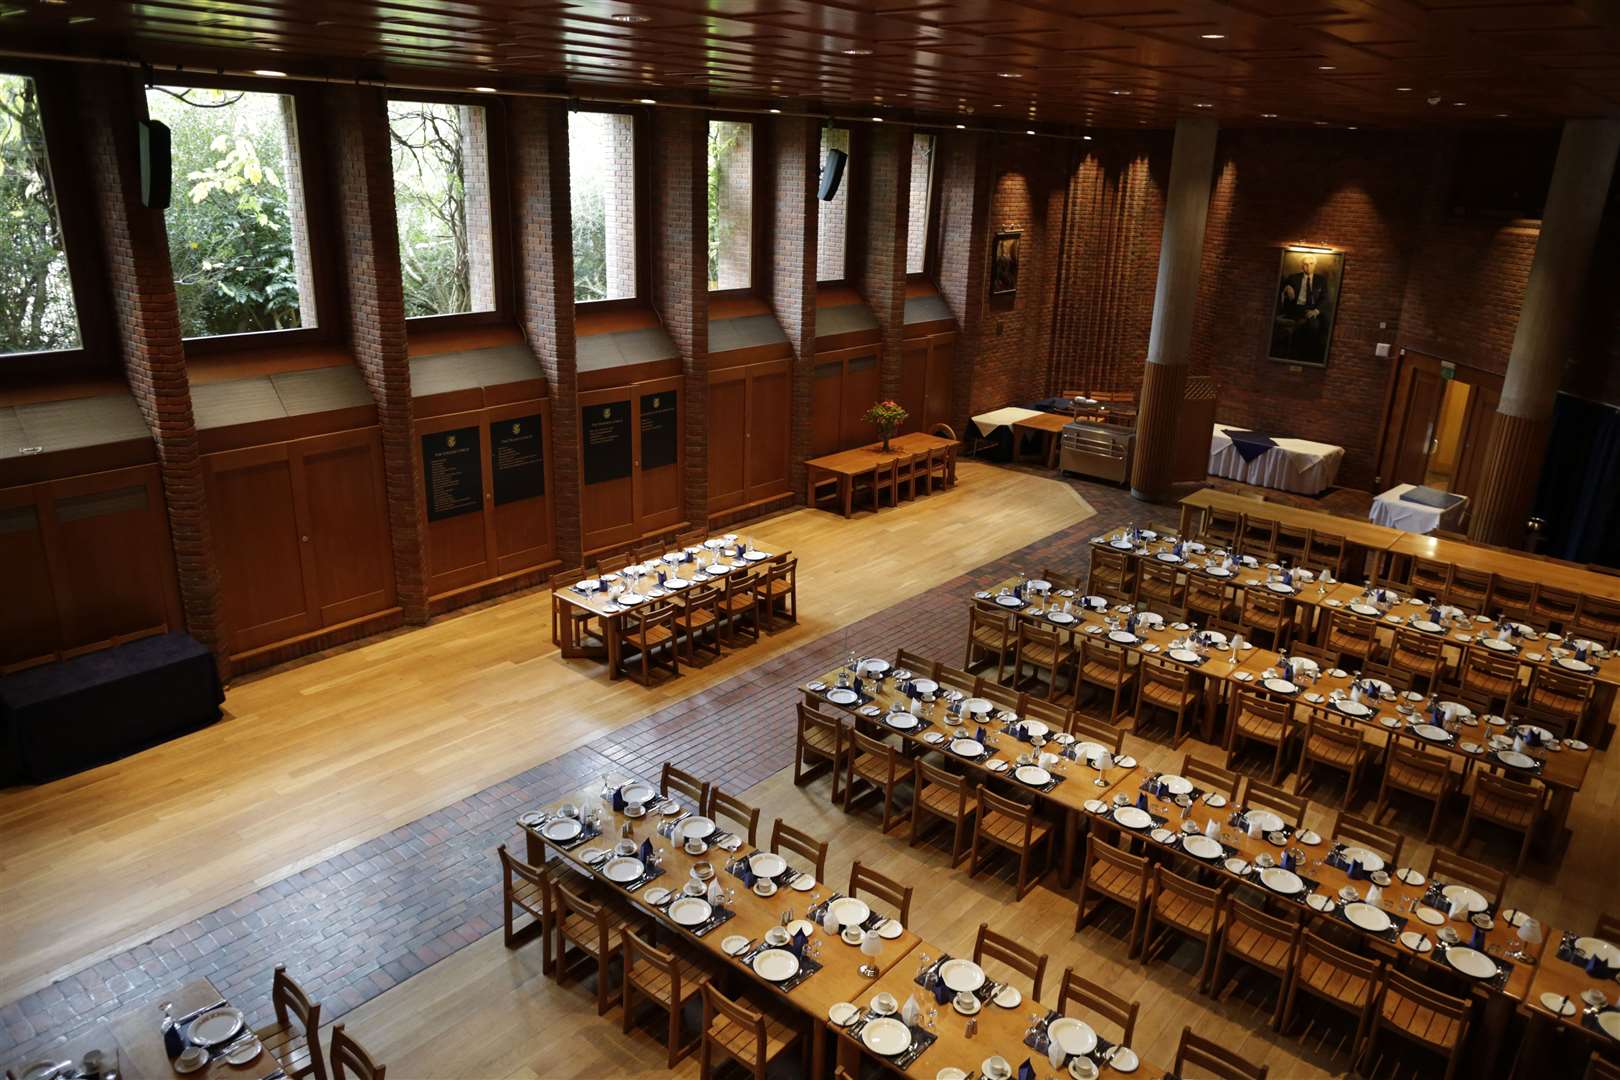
[906,133,935,276]
[388,100,496,318]
[146,85,315,339]
[816,127,849,282]
[707,120,753,291]
[569,110,638,303]
[1,73,80,356]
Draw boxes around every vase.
[880,430,893,451]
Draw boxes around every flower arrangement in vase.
[863,399,909,451]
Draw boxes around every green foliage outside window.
[0,73,80,355]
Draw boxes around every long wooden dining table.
[804,432,958,518]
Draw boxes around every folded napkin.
[706,880,724,905]
[932,978,952,1005]
[975,725,988,744]
[639,838,653,862]
[1018,1059,1036,1080]
[901,994,921,1026]
[789,928,808,960]
[1223,430,1277,463]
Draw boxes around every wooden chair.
[1585,1053,1620,1080]
[1280,931,1380,1049]
[550,566,601,649]
[1011,620,1074,699]
[1227,688,1294,783]
[1186,574,1235,625]
[1330,811,1405,871]
[1596,911,1620,941]
[972,676,1025,715]
[1174,1029,1268,1079]
[1307,531,1346,577]
[1087,547,1135,602]
[856,456,899,512]
[1137,660,1202,746]
[1200,505,1243,547]
[673,582,724,664]
[699,984,802,1080]
[661,762,711,810]
[1375,743,1455,839]
[1240,515,1278,556]
[929,422,959,483]
[969,786,1051,900]
[909,758,978,866]
[497,844,554,956]
[1409,557,1453,599]
[1182,753,1243,803]
[893,451,921,502]
[597,550,633,574]
[935,661,975,691]
[769,818,828,880]
[254,965,328,1080]
[704,786,760,846]
[1295,712,1373,802]
[1388,627,1445,691]
[1041,567,1082,591]
[1136,559,1185,609]
[758,558,798,631]
[966,601,1015,680]
[1445,566,1491,610]
[1056,968,1139,1046]
[1458,770,1542,874]
[554,879,636,1015]
[1145,865,1225,992]
[619,603,680,684]
[1358,968,1470,1080]
[1068,712,1125,755]
[894,648,939,678]
[328,1026,384,1080]
[1274,524,1310,564]
[973,922,1049,1000]
[1531,585,1579,631]
[718,570,763,646]
[1240,587,1290,650]
[1022,696,1070,735]
[1212,899,1299,1029]
[621,930,716,1066]
[1427,846,1509,909]
[848,861,913,924]
[1524,666,1593,735]
[1489,576,1536,621]
[1076,636,1136,723]
[1075,833,1150,953]
[1242,777,1306,829]
[844,729,912,834]
[1455,648,1521,711]
[793,700,845,801]
[1573,595,1620,645]
[1322,609,1377,668]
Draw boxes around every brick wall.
[764,116,819,494]
[854,125,911,401]
[511,98,581,566]
[817,127,850,281]
[321,85,429,623]
[79,67,226,659]
[649,110,709,519]
[935,131,990,432]
[278,94,319,328]
[906,133,934,275]
[604,113,638,299]
[460,104,497,313]
[712,119,754,291]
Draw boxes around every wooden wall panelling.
[811,344,884,455]
[0,485,61,670]
[578,376,685,553]
[417,410,499,596]
[707,368,750,512]
[298,429,397,625]
[488,398,557,577]
[635,375,685,535]
[577,385,639,554]
[706,358,792,515]
[810,360,844,458]
[897,331,957,435]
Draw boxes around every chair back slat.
[329,1025,386,1080]
[1174,1027,1268,1080]
[1056,968,1138,1046]
[973,923,1048,1001]
[1428,847,1508,907]
[849,861,913,924]
[1330,812,1404,868]
[770,818,829,879]
[894,649,939,677]
[705,786,761,846]
[660,763,710,808]
[1242,777,1306,828]
[1180,754,1242,802]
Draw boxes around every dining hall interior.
[4,2,1620,1078]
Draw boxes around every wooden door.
[0,485,60,670]
[840,354,881,449]
[810,361,843,457]
[636,378,684,534]
[488,399,557,577]
[745,361,791,502]
[205,444,321,651]
[923,335,955,430]
[898,341,928,434]
[1377,349,1507,492]
[1451,382,1502,500]
[298,429,396,626]
[578,387,638,553]
[707,368,750,512]
[419,411,497,595]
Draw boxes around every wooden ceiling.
[4,0,1619,129]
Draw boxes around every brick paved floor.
[0,474,1142,1062]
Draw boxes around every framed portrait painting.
[1268,247,1343,367]
[990,231,1021,296]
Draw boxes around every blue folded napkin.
[975,726,988,745]
[933,978,952,1005]
[1282,851,1296,871]
[1589,954,1614,978]
[639,838,653,862]
[1018,1059,1035,1080]
[1348,858,1364,880]
[738,861,756,887]
[1470,926,1485,950]
[1014,723,1032,743]
[612,787,625,812]
[790,928,808,959]
[1136,792,1149,810]
[1223,430,1277,463]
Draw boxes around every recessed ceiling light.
[67,13,93,21]
[637,97,655,104]
[955,123,966,129]
[252,69,288,78]
[1110,89,1132,96]
[471,86,498,93]
[1261,112,1278,118]
[1318,65,1335,71]
[1083,135,1093,140]
[997,72,1022,79]
[609,12,650,22]
[768,107,782,114]
[1453,101,1467,106]
[1348,125,1358,130]
[842,48,873,56]
[1496,112,1509,118]
[1195,102,1213,108]
[1201,33,1226,40]
[871,116,883,122]
[1025,129,1035,135]
[42,0,68,6]
[1396,86,1413,92]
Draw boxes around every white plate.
[749,852,787,878]
[1412,620,1442,633]
[1344,902,1392,933]
[963,697,994,715]
[1482,637,1518,652]
[1263,678,1298,694]
[1413,724,1450,741]
[1598,1012,1620,1041]
[721,934,750,956]
[1225,857,1250,875]
[189,1006,245,1045]
[940,958,986,992]
[1048,1017,1098,1057]
[1576,938,1620,966]
[791,874,816,892]
[829,1002,859,1026]
[1243,809,1285,833]
[1117,755,1138,768]
[1557,657,1594,673]
[1047,611,1077,624]
[1340,847,1385,873]
[575,578,601,592]
[1416,906,1445,926]
[644,887,671,905]
[603,856,645,883]
[1111,1047,1140,1074]
[1497,750,1536,769]
[1156,552,1182,563]
[993,984,1022,1008]
[830,897,871,927]
[1020,720,1049,738]
[518,810,545,826]
[1205,794,1227,808]
[1394,867,1425,887]
[1166,647,1200,662]
[173,1049,209,1074]
[879,919,903,940]
[995,594,1025,609]
[827,688,860,706]
[675,816,716,842]
[887,713,919,730]
[1113,806,1153,830]
[1150,827,1175,844]
[936,1070,968,1080]
[923,731,946,744]
[1306,893,1333,912]
[1207,566,1232,578]
[1108,630,1138,645]
[1335,699,1373,718]
[753,880,777,897]
[1266,581,1294,594]
[862,1017,913,1056]
[1298,829,1322,845]
[911,678,939,694]
[1084,799,1107,813]
[1015,765,1051,787]
[1157,774,1193,795]
[1349,603,1379,616]
[1444,946,1498,980]
[858,658,891,676]
[224,1038,264,1066]
[1540,992,1578,1017]
[1184,834,1223,860]
[621,781,657,806]
[1442,884,1488,914]
[1400,931,1433,953]
[541,818,584,842]
[669,897,712,926]
[950,738,984,758]
[752,948,801,982]
[1260,867,1304,894]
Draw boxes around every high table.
[1388,532,1620,604]
[1369,484,1468,535]
[1177,487,1407,555]
[804,432,958,518]
[1209,424,1345,495]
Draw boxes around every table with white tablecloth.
[1369,483,1468,534]
[1208,423,1344,495]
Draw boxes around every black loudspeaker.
[818,147,847,201]
[138,119,171,210]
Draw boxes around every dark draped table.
[1,633,222,783]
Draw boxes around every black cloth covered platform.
[1,633,222,783]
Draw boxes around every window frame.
[815,125,852,288]
[568,104,651,312]
[0,61,112,376]
[139,71,339,358]
[386,89,515,338]
[705,112,765,299]
[906,130,943,283]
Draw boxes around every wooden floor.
[0,461,1093,1000]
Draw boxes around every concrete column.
[1468,118,1620,547]
[1130,118,1217,502]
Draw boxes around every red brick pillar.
[650,110,710,522]
[767,116,819,497]
[321,86,429,623]
[78,68,227,661]
[856,125,911,402]
[510,99,580,565]
[935,131,991,433]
